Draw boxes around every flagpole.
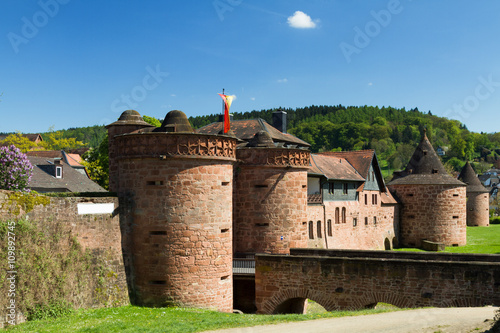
[222,88,225,120]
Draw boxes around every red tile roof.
[197,119,310,147]
[310,154,364,181]
[317,150,375,179]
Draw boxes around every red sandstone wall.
[305,205,326,249]
[255,253,500,314]
[306,190,398,251]
[467,192,490,227]
[108,125,150,192]
[234,166,308,254]
[0,191,129,327]
[117,157,234,312]
[390,184,466,247]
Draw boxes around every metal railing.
[233,259,255,274]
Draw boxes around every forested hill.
[20,105,499,176]
[189,105,500,175]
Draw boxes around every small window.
[308,221,314,239]
[372,194,378,205]
[373,216,377,225]
[353,218,357,227]
[328,183,334,194]
[342,207,346,223]
[365,194,368,205]
[55,166,62,179]
[317,221,322,238]
[327,219,332,236]
[335,207,340,224]
[365,217,368,225]
[343,183,348,195]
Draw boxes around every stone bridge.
[255,249,500,314]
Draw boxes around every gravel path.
[203,307,498,333]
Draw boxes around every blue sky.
[1,0,499,134]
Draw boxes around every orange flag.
[218,93,233,133]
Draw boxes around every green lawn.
[397,223,500,254]
[5,304,403,333]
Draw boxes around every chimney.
[272,110,287,134]
[218,114,234,122]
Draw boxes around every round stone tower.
[458,161,490,226]
[234,131,310,255]
[106,110,154,192]
[387,131,467,247]
[108,110,237,312]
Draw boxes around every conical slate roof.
[458,161,489,193]
[388,130,464,186]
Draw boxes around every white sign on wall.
[77,203,115,215]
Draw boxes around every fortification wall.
[114,132,236,312]
[389,184,466,247]
[0,190,128,327]
[255,251,500,314]
[234,148,310,255]
[467,192,490,227]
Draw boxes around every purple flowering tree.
[0,145,33,191]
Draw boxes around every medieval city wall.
[234,148,310,255]
[255,251,500,314]
[0,190,129,327]
[389,184,467,247]
[113,132,237,312]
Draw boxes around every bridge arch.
[264,289,433,314]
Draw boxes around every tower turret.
[109,110,237,312]
[388,131,467,247]
[458,161,490,226]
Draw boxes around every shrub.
[0,145,33,191]
[490,217,500,225]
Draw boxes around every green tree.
[143,115,161,127]
[82,136,109,190]
[41,128,85,151]
[0,133,38,152]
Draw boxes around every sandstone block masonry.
[111,126,237,312]
[389,184,466,247]
[255,249,500,314]
[0,190,129,327]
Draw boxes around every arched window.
[342,207,346,223]
[335,207,340,224]
[317,221,322,238]
[308,221,314,239]
[327,219,332,236]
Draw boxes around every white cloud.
[368,82,373,86]
[287,11,318,29]
[277,78,288,83]
[250,97,256,101]
[170,94,176,97]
